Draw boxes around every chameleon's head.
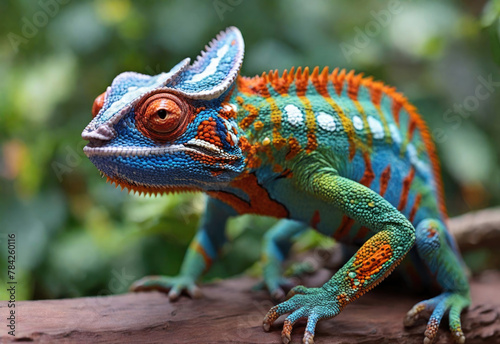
[82,27,245,194]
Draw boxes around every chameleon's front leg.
[130,197,234,300]
[261,220,309,300]
[263,172,415,344]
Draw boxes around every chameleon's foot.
[404,292,470,344]
[254,276,296,301]
[130,275,201,301]
[263,285,337,344]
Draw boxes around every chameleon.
[82,27,470,344]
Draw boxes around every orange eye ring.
[135,92,190,142]
[92,91,106,118]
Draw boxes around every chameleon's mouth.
[83,139,239,160]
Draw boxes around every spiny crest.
[295,66,310,96]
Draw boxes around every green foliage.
[0,0,498,300]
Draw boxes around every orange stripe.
[192,242,213,270]
[238,104,259,130]
[286,137,301,160]
[359,152,375,187]
[334,215,355,240]
[379,165,391,197]
[392,96,403,126]
[398,167,415,211]
[408,193,422,223]
[310,210,321,229]
[407,119,417,142]
[312,73,358,160]
[295,67,318,153]
[354,226,370,241]
[298,96,317,153]
[207,173,288,217]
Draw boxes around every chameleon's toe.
[285,285,313,300]
[130,275,201,301]
[254,276,296,301]
[405,292,470,344]
[263,287,336,343]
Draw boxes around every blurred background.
[1,0,499,301]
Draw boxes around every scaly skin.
[82,27,470,344]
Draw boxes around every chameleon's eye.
[135,92,190,141]
[92,91,106,118]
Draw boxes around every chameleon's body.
[82,28,470,344]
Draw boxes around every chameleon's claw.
[303,331,314,344]
[262,322,271,332]
[285,285,309,300]
[404,302,427,327]
[282,332,291,344]
[281,319,293,344]
[254,276,296,301]
[423,318,439,344]
[271,287,286,301]
[130,275,201,301]
[263,305,280,332]
[168,288,180,301]
[453,331,465,344]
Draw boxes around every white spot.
[353,116,364,130]
[222,118,231,130]
[407,143,418,164]
[389,124,401,144]
[128,86,137,91]
[285,104,304,127]
[367,116,384,139]
[188,44,229,83]
[407,143,430,174]
[229,132,238,145]
[316,112,336,132]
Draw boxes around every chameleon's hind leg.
[263,173,416,344]
[404,219,470,344]
[130,197,234,300]
[260,219,309,300]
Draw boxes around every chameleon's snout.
[81,124,116,147]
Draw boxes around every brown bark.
[0,272,499,344]
[449,207,500,252]
[1,208,500,344]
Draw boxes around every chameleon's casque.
[83,27,470,344]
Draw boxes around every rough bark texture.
[0,272,499,344]
[449,206,500,252]
[1,207,500,344]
